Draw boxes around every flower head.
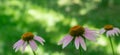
[58,25,97,51]
[99,25,120,37]
[13,32,45,52]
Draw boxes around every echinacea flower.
[13,32,45,52]
[99,25,120,37]
[58,25,97,51]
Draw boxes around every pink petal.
[113,29,119,36]
[79,36,86,51]
[84,33,96,41]
[106,31,112,37]
[107,30,116,37]
[13,39,23,49]
[22,42,27,53]
[29,40,37,51]
[34,36,45,45]
[106,31,110,37]
[114,28,120,36]
[62,35,73,49]
[84,28,97,41]
[99,28,106,34]
[58,35,70,45]
[110,30,116,36]
[85,28,98,36]
[74,37,80,49]
[114,28,120,33]
[14,40,24,52]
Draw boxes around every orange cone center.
[104,25,113,30]
[69,25,85,37]
[22,32,34,41]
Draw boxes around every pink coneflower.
[99,25,120,37]
[58,25,97,51]
[13,32,45,52]
[99,25,120,55]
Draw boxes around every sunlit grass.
[51,52,65,55]
[24,45,34,55]
[24,45,65,55]
[79,8,88,15]
[24,45,44,55]
[70,18,78,27]
[57,0,70,6]
[2,0,23,15]
[97,36,107,46]
[27,6,66,32]
[117,43,120,54]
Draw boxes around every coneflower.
[58,25,98,51]
[13,32,45,55]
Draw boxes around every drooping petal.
[58,35,70,45]
[114,28,120,36]
[114,31,119,36]
[79,36,86,51]
[29,40,37,51]
[114,28,120,33]
[62,35,73,49]
[14,40,24,52]
[84,33,96,41]
[106,31,109,37]
[113,29,119,36]
[106,31,112,37]
[85,28,98,36]
[84,28,97,41]
[34,36,45,45]
[110,30,116,36]
[13,39,24,49]
[22,42,27,53]
[74,37,80,49]
[99,28,106,34]
[107,30,117,37]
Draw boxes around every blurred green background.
[0,0,120,55]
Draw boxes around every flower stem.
[109,37,115,55]
[32,51,36,55]
[80,47,83,55]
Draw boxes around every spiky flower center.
[22,32,34,41]
[69,25,85,37]
[104,25,113,30]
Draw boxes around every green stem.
[109,37,115,55]
[32,51,36,55]
[80,47,82,55]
